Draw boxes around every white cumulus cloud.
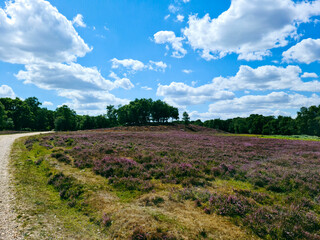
[72,14,86,28]
[42,101,53,106]
[183,0,320,61]
[0,85,16,98]
[111,58,146,72]
[16,63,116,91]
[211,65,320,92]
[157,82,235,107]
[154,31,186,58]
[177,14,184,22]
[191,92,320,120]
[0,0,91,64]
[148,61,167,72]
[301,72,319,78]
[283,38,320,64]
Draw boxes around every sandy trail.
[0,132,51,240]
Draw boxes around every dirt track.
[0,132,50,240]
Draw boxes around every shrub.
[51,152,71,164]
[131,228,176,240]
[48,172,83,202]
[142,196,165,206]
[109,177,154,192]
[244,206,320,240]
[131,228,148,240]
[102,213,112,227]
[209,193,255,217]
[93,156,141,178]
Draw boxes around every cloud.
[157,64,320,108]
[111,58,167,73]
[211,65,320,92]
[282,38,320,64]
[182,69,193,74]
[0,85,16,98]
[183,0,320,61]
[72,14,86,28]
[0,0,91,64]
[148,61,167,72]
[111,58,146,72]
[177,14,184,22]
[42,101,53,106]
[182,0,190,3]
[164,14,170,20]
[109,72,134,90]
[301,72,319,78]
[141,86,152,91]
[210,92,320,116]
[157,82,235,107]
[16,63,117,91]
[59,90,130,115]
[0,0,132,115]
[191,92,320,120]
[168,4,179,13]
[154,31,186,58]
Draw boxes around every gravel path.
[0,132,51,240]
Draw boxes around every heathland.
[11,125,320,239]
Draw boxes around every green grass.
[218,133,320,141]
[259,134,320,141]
[10,138,109,240]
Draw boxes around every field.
[11,126,320,239]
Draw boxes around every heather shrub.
[109,176,154,192]
[47,172,84,202]
[34,157,44,166]
[208,193,255,217]
[170,188,211,202]
[93,156,141,178]
[142,196,165,206]
[51,152,71,164]
[131,228,176,240]
[234,189,273,205]
[244,206,320,240]
[131,228,148,240]
[102,213,112,227]
[24,137,39,150]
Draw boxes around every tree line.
[1,96,319,136]
[192,106,320,136]
[0,97,179,131]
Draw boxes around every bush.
[131,228,176,240]
[93,156,141,178]
[244,206,320,240]
[209,193,255,217]
[142,196,165,206]
[48,172,83,202]
[109,177,154,192]
[102,213,112,227]
[51,152,71,164]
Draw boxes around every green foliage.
[54,105,77,131]
[0,102,5,130]
[204,105,320,137]
[116,98,179,125]
[182,111,190,125]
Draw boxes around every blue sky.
[1,0,320,120]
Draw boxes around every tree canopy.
[1,96,319,136]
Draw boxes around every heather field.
[13,126,320,239]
